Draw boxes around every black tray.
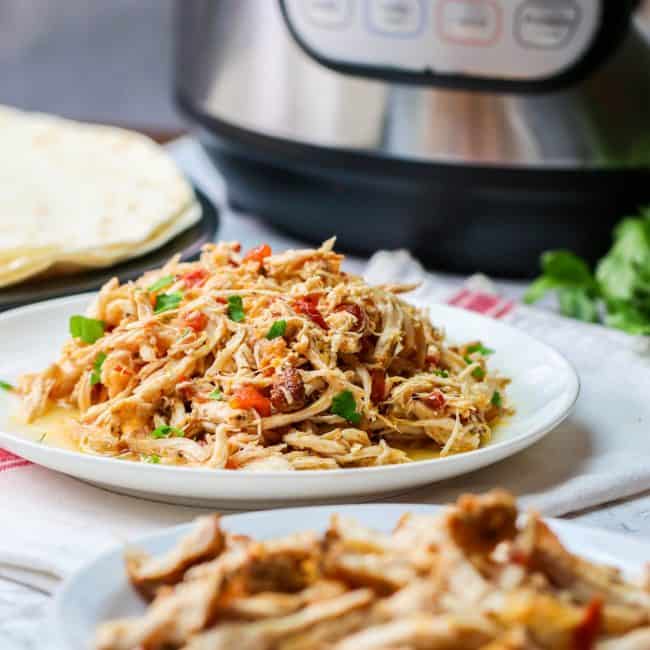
[0,188,218,311]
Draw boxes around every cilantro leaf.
[69,315,105,344]
[433,369,449,378]
[151,425,185,439]
[472,367,486,380]
[557,287,600,323]
[331,390,362,425]
[466,343,494,356]
[209,389,224,400]
[147,274,175,293]
[524,251,598,305]
[228,295,245,322]
[0,380,14,391]
[491,390,502,408]
[90,352,107,386]
[143,454,161,464]
[154,291,183,314]
[266,319,287,340]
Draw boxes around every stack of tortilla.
[0,105,200,288]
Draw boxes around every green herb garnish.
[0,380,14,391]
[466,343,495,356]
[330,390,362,425]
[266,319,287,340]
[433,369,449,378]
[227,295,245,322]
[209,389,224,400]
[90,352,107,386]
[154,291,183,314]
[147,274,175,293]
[69,315,105,344]
[151,425,185,439]
[143,454,161,464]
[491,390,503,408]
[472,367,486,380]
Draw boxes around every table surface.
[3,135,650,650]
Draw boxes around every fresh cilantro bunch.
[525,207,650,335]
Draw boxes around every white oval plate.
[54,503,649,650]
[0,294,579,508]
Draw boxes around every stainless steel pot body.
[174,1,650,276]
[176,0,649,170]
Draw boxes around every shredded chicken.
[18,240,511,470]
[95,491,650,650]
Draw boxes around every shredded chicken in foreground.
[18,239,510,470]
[95,491,650,650]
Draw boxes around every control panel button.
[515,0,581,49]
[439,0,501,46]
[366,0,424,36]
[304,0,351,29]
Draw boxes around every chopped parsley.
[209,389,224,400]
[154,291,183,314]
[472,367,486,380]
[331,390,362,426]
[433,369,449,378]
[491,390,503,408]
[0,380,14,391]
[466,343,495,356]
[227,295,245,322]
[90,352,107,386]
[143,454,161,464]
[266,319,287,340]
[69,315,105,344]
[151,425,185,439]
[147,274,175,293]
[38,433,47,443]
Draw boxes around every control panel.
[281,0,603,82]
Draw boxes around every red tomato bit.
[422,389,446,411]
[573,598,603,650]
[183,310,208,332]
[293,294,329,330]
[230,385,272,417]
[335,303,366,331]
[370,369,387,403]
[244,243,272,264]
[183,268,209,288]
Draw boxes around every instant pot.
[175,0,650,276]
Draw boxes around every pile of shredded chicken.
[18,239,510,470]
[95,491,650,650]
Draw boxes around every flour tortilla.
[0,106,200,287]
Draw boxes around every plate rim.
[0,292,580,479]
[53,502,649,650]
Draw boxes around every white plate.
[0,294,579,508]
[54,503,649,650]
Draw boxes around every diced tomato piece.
[244,244,272,264]
[232,242,242,252]
[370,369,387,403]
[225,457,239,470]
[293,294,329,330]
[422,389,446,411]
[425,354,440,367]
[183,310,208,332]
[574,598,603,650]
[335,303,366,331]
[183,268,209,288]
[230,385,272,417]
